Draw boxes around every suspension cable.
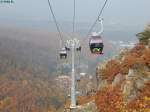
[72,0,76,34]
[47,0,64,45]
[86,0,108,37]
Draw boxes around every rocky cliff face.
[95,42,150,112]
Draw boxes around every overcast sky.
[0,0,150,27]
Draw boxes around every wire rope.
[86,0,108,37]
[47,0,64,45]
[72,0,76,34]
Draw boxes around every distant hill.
[0,27,68,111]
[0,26,62,74]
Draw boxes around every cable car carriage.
[89,18,104,54]
[59,48,67,59]
[89,32,104,54]
[65,46,70,51]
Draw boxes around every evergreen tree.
[136,23,150,45]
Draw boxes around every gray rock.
[112,73,125,87]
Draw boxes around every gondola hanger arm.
[97,18,104,35]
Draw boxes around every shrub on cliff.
[136,23,150,45]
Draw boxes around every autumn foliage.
[95,26,150,112]
[77,96,94,105]
[95,85,125,112]
[128,81,150,112]
[100,60,121,83]
[98,43,150,80]
[96,44,150,112]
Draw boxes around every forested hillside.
[0,36,67,112]
[0,28,97,112]
[95,22,150,112]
